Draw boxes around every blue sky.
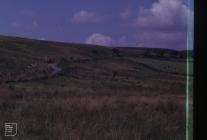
[0,0,194,50]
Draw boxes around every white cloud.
[40,37,46,40]
[86,33,113,46]
[181,4,194,26]
[120,8,132,19]
[134,31,187,48]
[133,29,187,50]
[71,10,104,24]
[133,0,193,50]
[136,0,192,28]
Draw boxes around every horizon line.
[0,34,192,51]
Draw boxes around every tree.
[157,50,165,58]
[91,49,99,60]
[112,48,120,57]
[144,49,151,57]
[171,51,179,58]
[91,49,98,55]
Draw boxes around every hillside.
[0,35,188,140]
[0,35,189,83]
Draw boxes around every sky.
[0,0,194,50]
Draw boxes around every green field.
[0,35,191,140]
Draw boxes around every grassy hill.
[0,35,189,140]
[0,35,189,82]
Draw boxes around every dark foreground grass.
[0,73,186,140]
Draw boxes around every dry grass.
[0,72,186,140]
